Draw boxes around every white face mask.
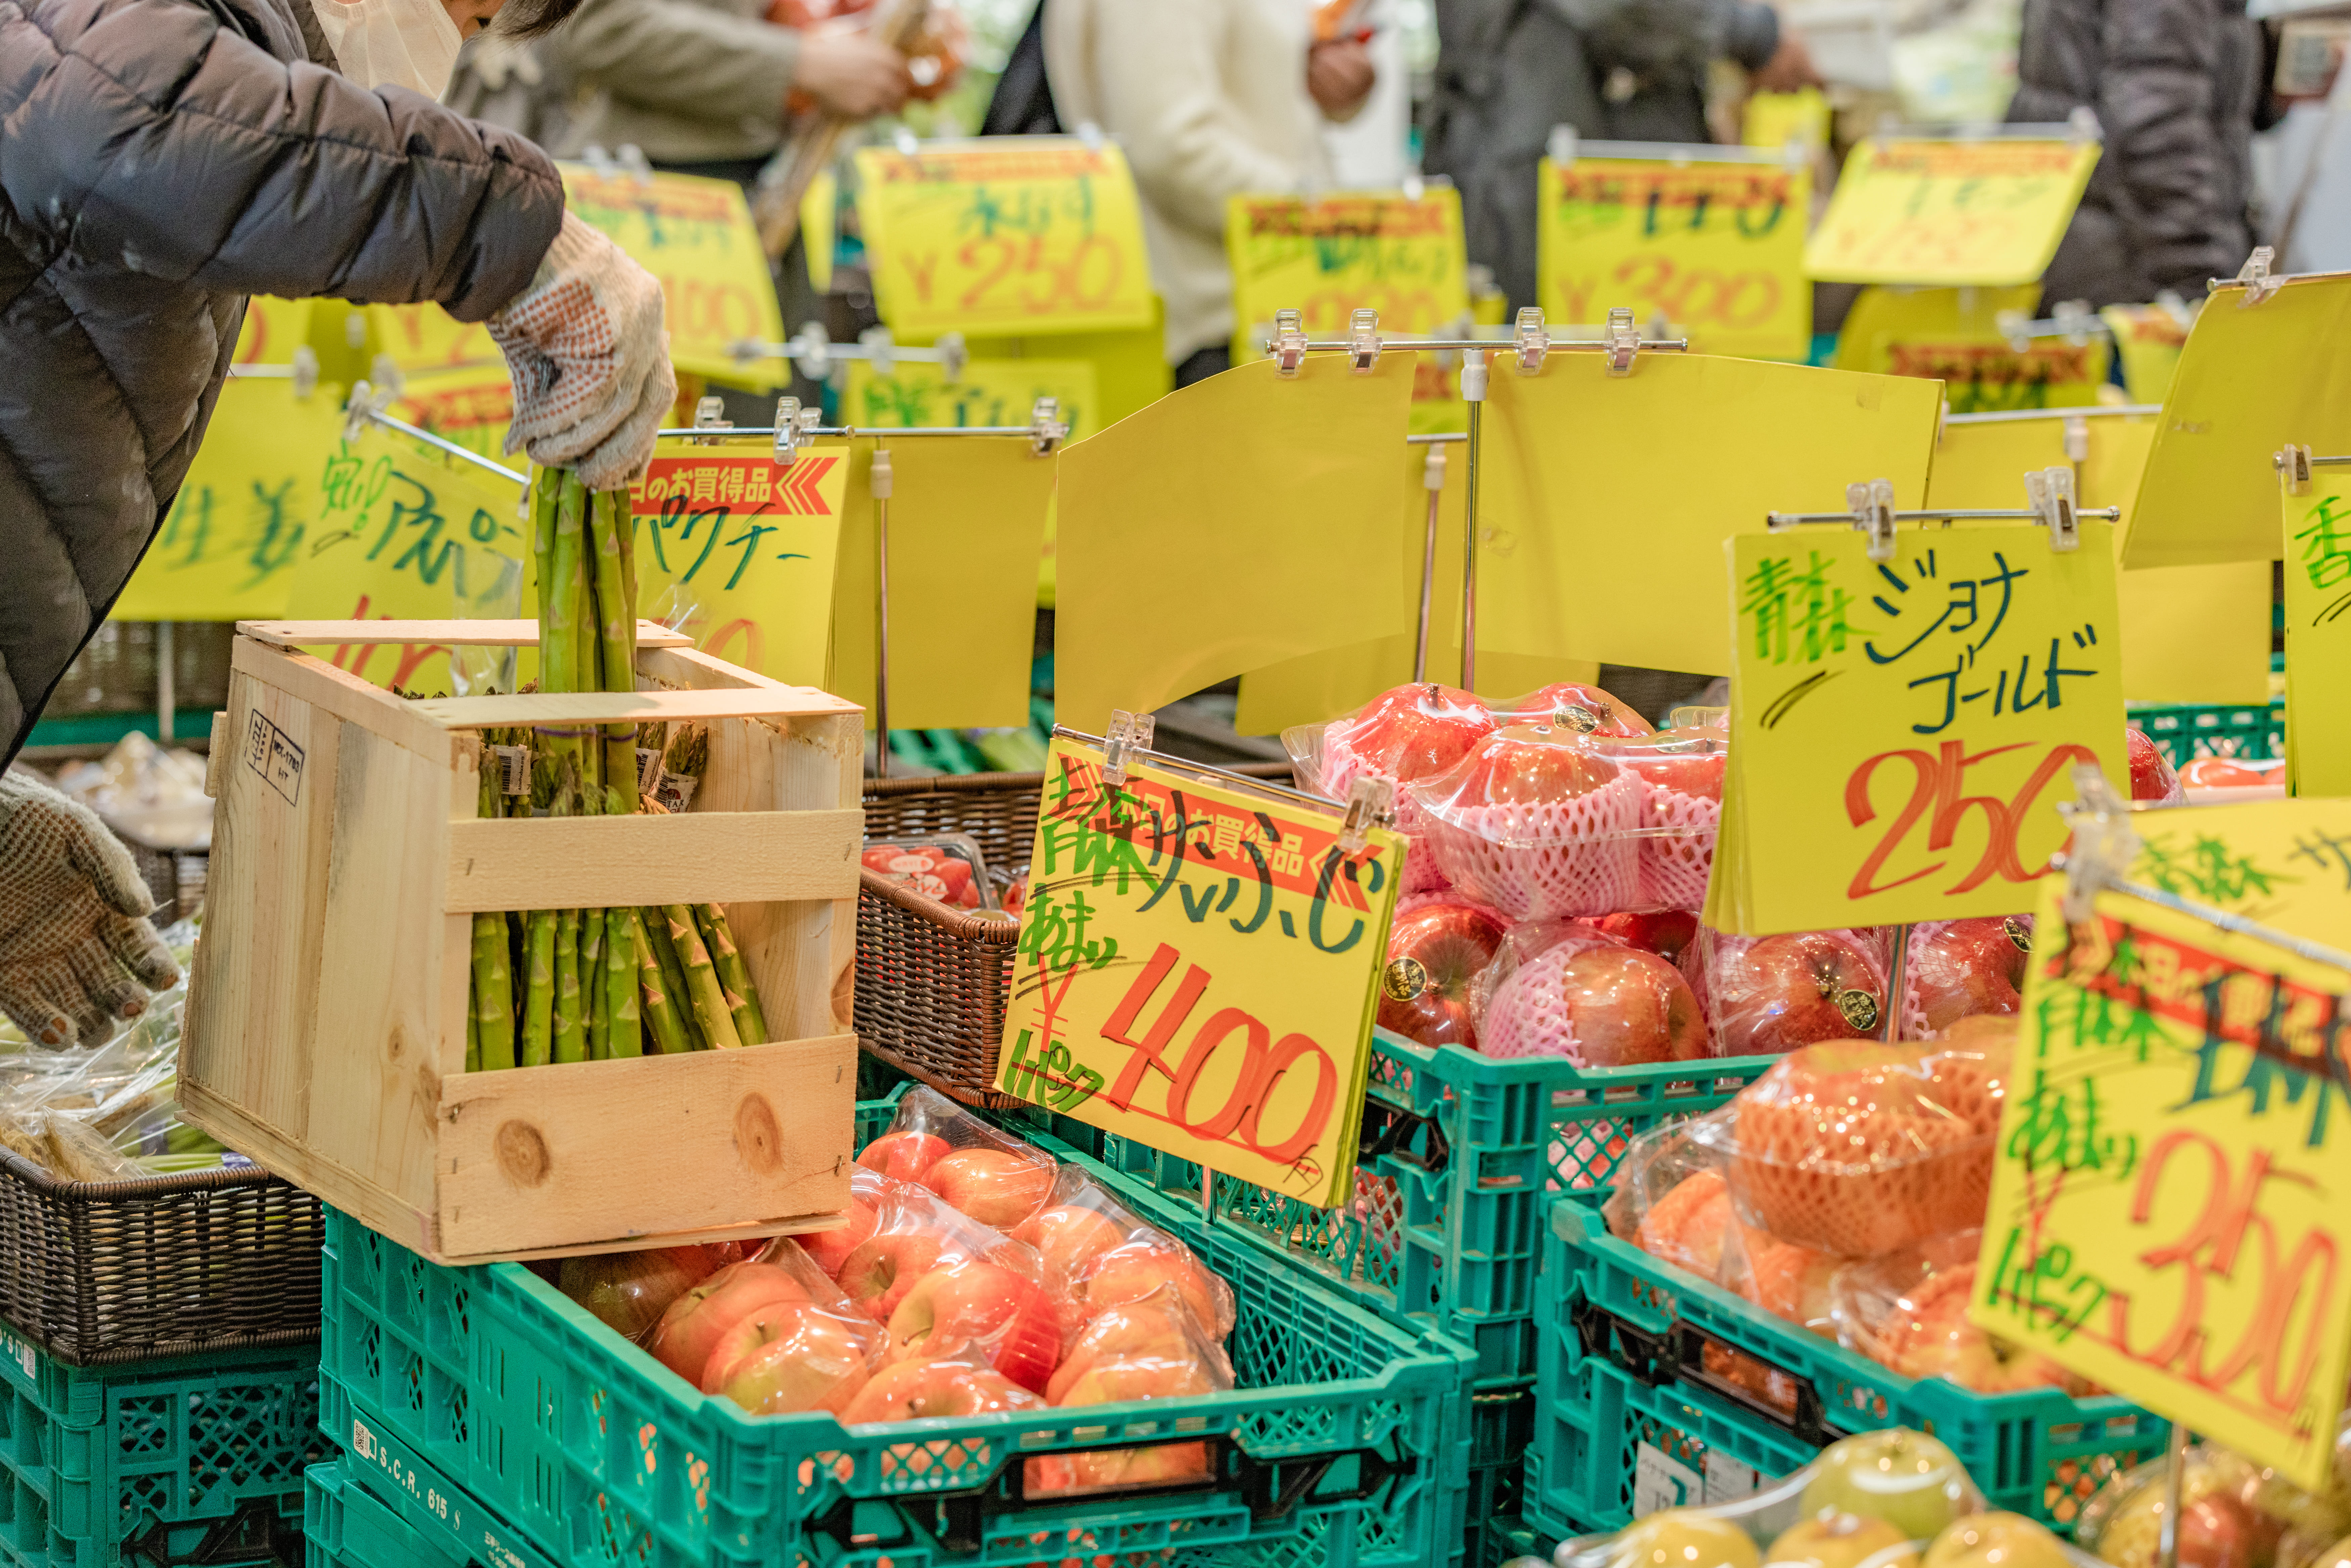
[309,0,465,99]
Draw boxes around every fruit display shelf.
[2128,700,2282,766]
[0,1330,320,1568]
[1528,1203,2164,1541]
[1096,1027,1777,1387]
[314,1097,1476,1568]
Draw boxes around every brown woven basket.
[0,1150,325,1365]
[857,763,1295,1107]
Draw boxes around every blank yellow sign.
[1806,137,2099,286]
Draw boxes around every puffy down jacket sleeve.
[3,0,565,320]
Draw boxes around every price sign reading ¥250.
[995,735,1405,1208]
[1705,518,2127,934]
[1805,137,2099,287]
[854,138,1155,339]
[561,166,784,383]
[1539,150,1811,360]
[1973,884,2351,1489]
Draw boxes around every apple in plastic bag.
[1767,1512,1911,1568]
[2096,1486,2264,1568]
[1925,1514,2070,1568]
[1606,1511,1761,1568]
[646,1262,810,1386]
[923,1147,1056,1228]
[799,1196,881,1279]
[707,1305,873,1416]
[2127,727,2181,803]
[1451,723,1623,806]
[1378,902,1508,1050]
[1800,1430,1977,1544]
[1331,683,1496,783]
[1555,945,1708,1066]
[842,1358,1045,1423]
[1908,918,2030,1035]
[1723,931,1883,1054]
[1508,682,1652,738]
[1588,909,1700,968]
[838,1232,946,1322]
[1611,727,1726,800]
[1883,1264,2075,1392]
[1076,1243,1229,1338]
[857,1130,950,1183]
[558,1245,728,1341]
[883,1259,1061,1392]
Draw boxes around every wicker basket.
[0,1151,325,1365]
[857,763,1294,1107]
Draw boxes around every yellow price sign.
[844,357,1097,441]
[1974,881,2351,1489]
[2285,478,2351,799]
[233,297,314,367]
[1880,337,2110,412]
[370,301,499,373]
[855,138,1155,340]
[113,376,349,622]
[995,735,1403,1208]
[561,166,784,384]
[2100,303,2190,405]
[625,438,848,686]
[1743,89,1830,150]
[1706,519,2127,933]
[1805,137,2100,286]
[1539,151,1812,359]
[389,363,514,465]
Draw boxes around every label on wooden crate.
[1972,879,2351,1490]
[994,734,1405,1208]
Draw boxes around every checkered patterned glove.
[490,212,679,491]
[0,770,180,1049]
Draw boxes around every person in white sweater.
[1044,0,1375,385]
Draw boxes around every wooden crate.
[183,619,864,1266]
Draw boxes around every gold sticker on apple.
[1381,957,1430,1002]
[1834,989,1880,1032]
[2002,915,2031,952]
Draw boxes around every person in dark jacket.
[0,0,674,1047]
[2007,0,2261,307]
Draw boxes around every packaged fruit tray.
[1530,1203,2164,1539]
[1097,1027,1775,1385]
[2128,700,2282,766]
[316,1099,1474,1568]
[0,1328,320,1568]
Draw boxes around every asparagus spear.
[607,906,642,1057]
[581,906,609,1060]
[694,904,768,1046]
[466,999,481,1074]
[552,908,585,1064]
[640,905,702,1049]
[518,911,557,1067]
[664,904,743,1050]
[630,909,689,1055]
[592,489,641,802]
[472,913,517,1071]
[541,477,586,778]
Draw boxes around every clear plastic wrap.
[1377,898,1509,1051]
[1288,682,1500,896]
[1041,1283,1237,1493]
[834,1170,1040,1324]
[558,1244,739,1343]
[1409,724,1647,919]
[1695,1040,2005,1259]
[646,1239,882,1415]
[1605,1115,1736,1278]
[1010,1166,1236,1347]
[1581,908,1701,970]
[858,1085,1058,1230]
[51,732,213,849]
[2077,1431,2351,1568]
[802,1165,891,1279]
[1501,682,1653,738]
[876,1253,1063,1393]
[1683,924,1890,1057]
[1830,1231,2086,1394]
[1602,724,1726,911]
[1900,917,2033,1040]
[1477,922,1708,1065]
[861,832,995,912]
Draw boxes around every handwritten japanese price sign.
[854,138,1155,339]
[112,376,348,622]
[625,438,847,687]
[1973,883,2351,1487]
[994,735,1405,1208]
[2100,304,2189,405]
[289,424,530,693]
[560,166,784,383]
[844,356,1096,441]
[1705,520,2126,934]
[1878,338,2109,413]
[2285,478,2351,800]
[369,301,498,372]
[1805,137,2100,287]
[389,364,514,464]
[1538,151,1811,360]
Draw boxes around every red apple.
[1507,682,1652,738]
[800,1198,881,1280]
[1551,945,1708,1066]
[1609,728,1726,801]
[838,1232,945,1322]
[2127,726,2182,803]
[1377,902,1508,1050]
[841,1358,1046,1425]
[857,1130,949,1183]
[1328,683,1496,784]
[882,1260,1061,1393]
[922,1147,1056,1229]
[558,1245,727,1341]
[1073,1244,1230,1339]
[1012,1203,1129,1286]
[1444,724,1623,807]
[1586,909,1699,968]
[702,1297,824,1392]
[1880,1264,2078,1393]
[1908,916,2031,1035]
[1046,1300,1201,1405]
[645,1262,810,1387]
[1716,930,1884,1055]
[708,1304,874,1416]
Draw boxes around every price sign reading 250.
[995,736,1406,1208]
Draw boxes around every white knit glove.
[489,212,679,491]
[0,770,180,1049]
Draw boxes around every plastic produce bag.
[833,1169,1041,1325]
[1605,1114,1736,1276]
[1289,681,1499,894]
[1040,1282,1236,1493]
[1377,896,1509,1051]
[1899,916,2033,1040]
[558,1243,743,1343]
[1830,1230,2085,1394]
[1682,924,1891,1057]
[859,1084,1058,1230]
[1477,919,1709,1065]
[647,1238,883,1415]
[1010,1165,1236,1347]
[1408,724,1648,919]
[2079,1429,2351,1568]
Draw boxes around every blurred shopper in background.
[1042,0,1379,386]
[1424,0,1817,314]
[2005,0,2260,307]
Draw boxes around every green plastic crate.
[318,1098,1474,1568]
[0,1330,319,1568]
[1475,1515,1551,1568]
[1097,1028,1775,1386]
[1460,1387,1534,1568]
[2129,701,2284,765]
[1528,1203,2162,1541]
[303,1462,474,1568]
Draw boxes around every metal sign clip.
[1339,775,1394,853]
[1848,477,1897,561]
[2051,298,2095,345]
[2281,442,2315,495]
[2062,413,2090,465]
[2027,465,2080,551]
[290,345,319,401]
[341,379,389,444]
[1347,308,1381,373]
[2233,245,2279,307]
[693,396,731,443]
[2055,763,2140,925]
[1270,309,1309,376]
[1603,306,1640,376]
[1029,397,1069,456]
[1102,710,1155,785]
[1512,306,1549,375]
[1546,125,1578,169]
[773,396,804,465]
[859,324,894,377]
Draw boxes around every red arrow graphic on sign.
[773,455,838,516]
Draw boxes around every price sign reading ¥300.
[854,139,1155,339]
[1973,885,2351,1489]
[994,735,1405,1208]
[2285,479,2351,800]
[1538,152,1811,360]
[1805,138,2099,287]
[1705,519,2127,934]
[560,166,784,383]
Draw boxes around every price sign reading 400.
[994,736,1405,1208]
[560,166,784,383]
[854,139,1156,339]
[1538,152,1812,360]
[1706,518,2127,934]
[1973,886,2351,1488]
[1804,137,2100,288]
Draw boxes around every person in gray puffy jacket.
[0,0,677,1046]
[2006,0,2261,307]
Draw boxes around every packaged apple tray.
[313,1096,1476,1568]
[1097,1027,1779,1390]
[0,1326,321,1568]
[1525,1203,2166,1543]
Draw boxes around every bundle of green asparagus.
[465,470,770,1070]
